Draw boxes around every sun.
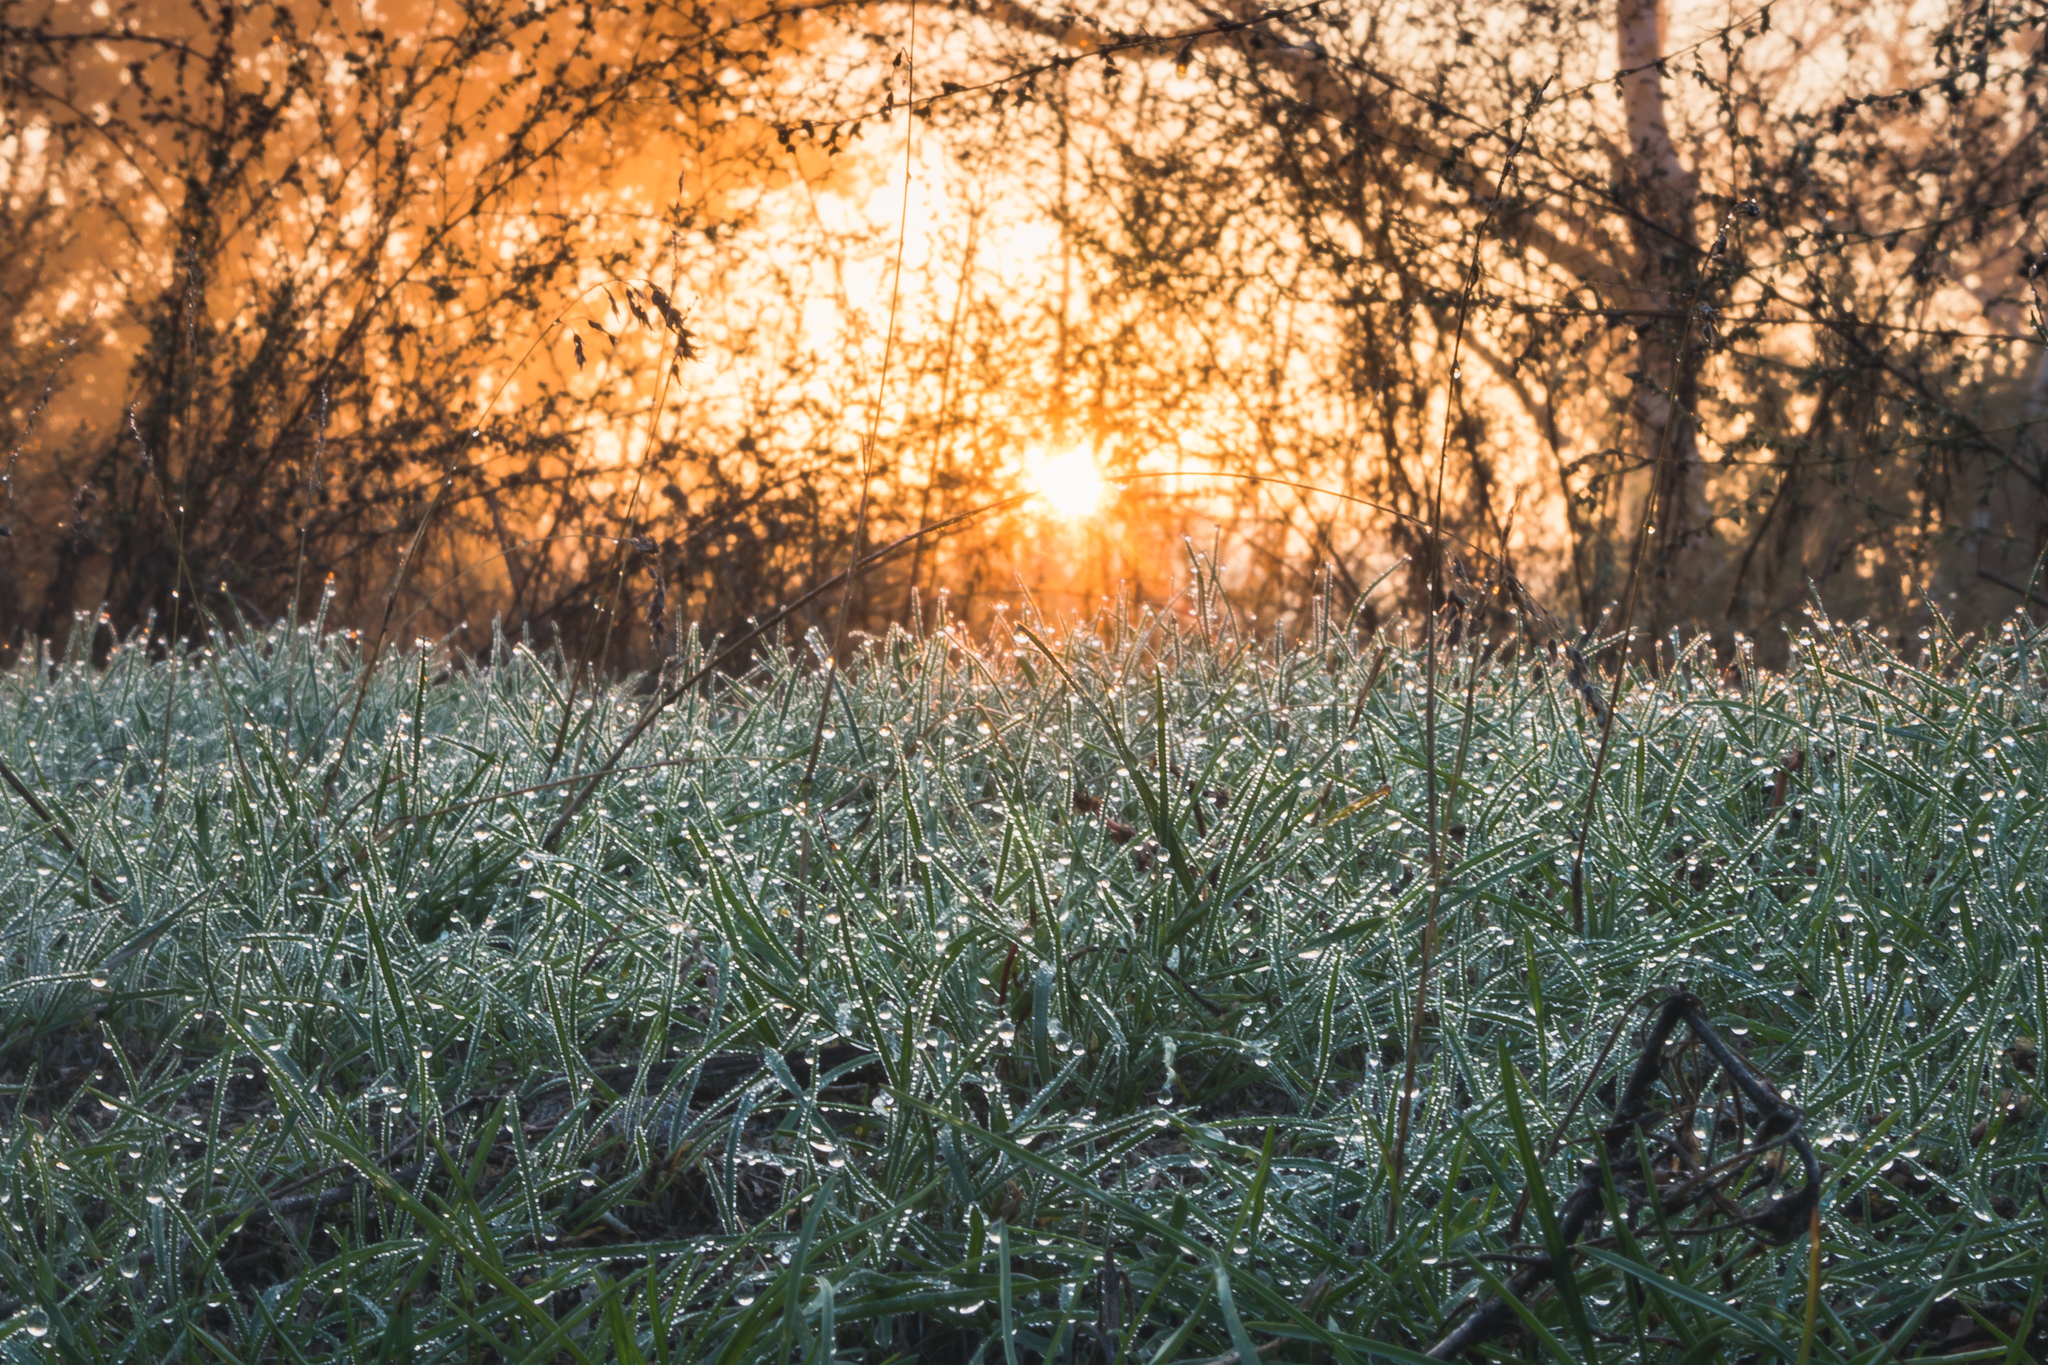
[1027,447,1107,520]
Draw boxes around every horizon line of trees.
[1,0,2043,675]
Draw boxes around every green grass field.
[0,585,2042,1362]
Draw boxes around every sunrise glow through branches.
[1026,447,1108,520]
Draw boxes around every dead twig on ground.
[1428,990,1821,1359]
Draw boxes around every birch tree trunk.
[1615,0,1715,637]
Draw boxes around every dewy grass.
[0,591,2043,1362]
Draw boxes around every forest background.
[1,0,2044,669]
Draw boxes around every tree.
[0,0,906,667]
[881,0,2047,648]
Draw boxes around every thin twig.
[1393,79,1548,1239]
[1505,1003,1636,1243]
[1427,991,1820,1360]
[798,2,920,808]
[1567,202,1760,933]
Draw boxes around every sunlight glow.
[1027,447,1107,520]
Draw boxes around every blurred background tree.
[1,0,2042,672]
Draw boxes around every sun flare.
[1027,447,1107,520]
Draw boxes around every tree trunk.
[1615,0,1715,638]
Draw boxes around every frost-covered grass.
[0,588,2042,1363]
